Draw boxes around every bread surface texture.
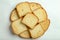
[10,2,50,39]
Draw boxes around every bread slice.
[11,19,27,35]
[16,2,31,17]
[22,13,38,29]
[33,8,47,22]
[29,2,41,11]
[19,30,30,38]
[40,19,50,31]
[29,24,44,38]
[10,9,18,22]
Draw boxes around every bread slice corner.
[19,30,30,38]
[29,2,41,11]
[10,9,18,22]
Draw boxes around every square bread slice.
[40,19,50,31]
[16,2,31,17]
[10,9,18,22]
[29,24,44,38]
[33,8,47,22]
[11,19,27,35]
[29,2,41,11]
[19,30,30,38]
[22,13,38,29]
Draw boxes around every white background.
[0,0,60,40]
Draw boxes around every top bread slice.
[33,8,47,22]
[19,30,30,38]
[22,13,38,29]
[10,9,19,22]
[40,19,50,31]
[16,2,31,17]
[11,19,27,35]
[29,2,41,11]
[29,24,44,38]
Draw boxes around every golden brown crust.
[10,8,15,22]
[29,2,42,11]
[40,19,50,31]
[19,30,31,39]
[10,8,19,22]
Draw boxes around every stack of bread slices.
[10,2,50,39]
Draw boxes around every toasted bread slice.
[11,19,27,35]
[19,30,30,38]
[22,13,38,29]
[40,19,50,31]
[29,24,44,38]
[10,9,18,22]
[16,2,31,17]
[33,8,47,22]
[29,2,41,11]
